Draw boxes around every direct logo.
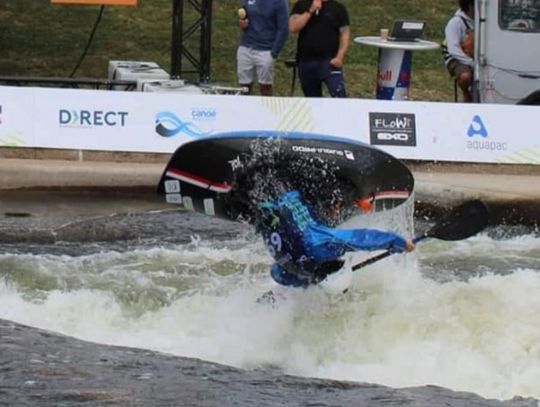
[465,115,508,151]
[369,112,416,147]
[191,107,217,121]
[59,109,128,127]
[155,111,213,138]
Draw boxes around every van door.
[476,0,540,104]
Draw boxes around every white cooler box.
[137,79,206,94]
[108,60,170,81]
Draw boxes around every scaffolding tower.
[171,0,213,83]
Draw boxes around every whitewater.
[1,204,539,401]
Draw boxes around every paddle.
[352,199,489,271]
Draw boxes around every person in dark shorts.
[442,0,475,102]
[289,0,350,98]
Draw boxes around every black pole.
[200,0,212,83]
[170,0,183,78]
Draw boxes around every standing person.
[289,0,351,98]
[236,0,289,96]
[442,0,475,102]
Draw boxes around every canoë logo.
[191,107,217,121]
[465,115,507,151]
[155,111,213,138]
[369,112,416,147]
[59,109,128,127]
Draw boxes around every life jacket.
[257,190,342,283]
[442,15,474,64]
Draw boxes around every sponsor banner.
[34,87,155,151]
[389,102,540,164]
[3,85,540,164]
[369,112,416,147]
[0,87,35,148]
[376,49,412,100]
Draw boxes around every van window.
[500,0,540,32]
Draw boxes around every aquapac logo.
[369,112,416,147]
[467,115,488,138]
[465,115,507,151]
[59,109,128,128]
[155,111,213,138]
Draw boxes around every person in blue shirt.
[237,0,289,96]
[256,189,415,288]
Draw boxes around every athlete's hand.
[405,239,416,252]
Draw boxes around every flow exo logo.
[467,115,488,138]
[155,111,213,138]
[369,112,416,147]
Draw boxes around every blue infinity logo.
[155,111,212,138]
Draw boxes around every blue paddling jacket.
[257,190,408,287]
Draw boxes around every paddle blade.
[425,200,489,241]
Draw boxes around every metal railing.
[0,76,137,90]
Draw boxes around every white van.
[475,0,540,104]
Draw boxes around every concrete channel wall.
[1,147,539,225]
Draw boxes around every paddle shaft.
[350,199,489,272]
[351,234,428,271]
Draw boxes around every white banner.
[0,87,35,147]
[1,85,539,164]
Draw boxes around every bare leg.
[458,69,473,103]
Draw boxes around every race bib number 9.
[265,232,282,256]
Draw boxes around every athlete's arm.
[307,224,412,257]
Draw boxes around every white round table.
[354,36,440,100]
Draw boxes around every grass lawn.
[0,0,458,101]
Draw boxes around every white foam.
[1,232,540,400]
